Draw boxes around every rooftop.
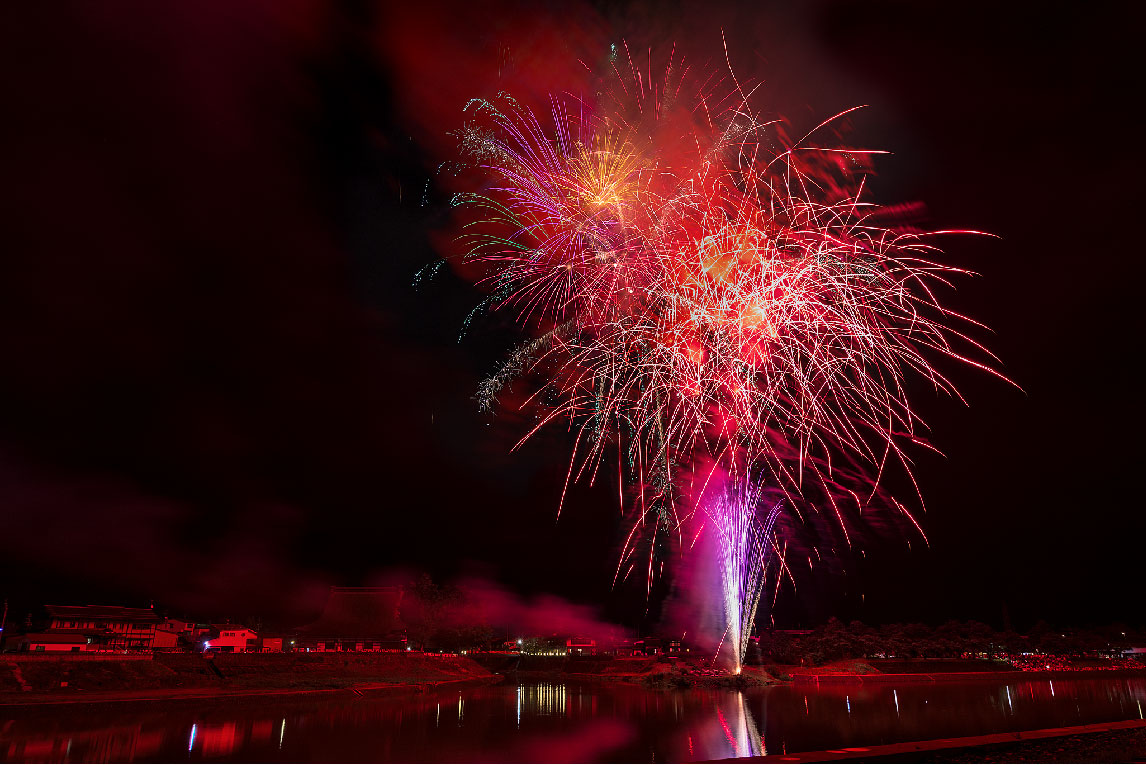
[296,586,404,639]
[46,605,160,623]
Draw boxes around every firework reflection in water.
[708,480,781,671]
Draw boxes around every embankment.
[0,652,496,704]
[781,658,1146,685]
[470,653,776,688]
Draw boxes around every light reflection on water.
[1,676,1144,762]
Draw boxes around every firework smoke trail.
[708,481,781,671]
[432,42,1010,650]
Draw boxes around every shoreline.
[706,718,1146,763]
[4,669,1141,709]
[0,675,497,710]
[3,654,1143,708]
[789,667,1146,685]
[0,653,499,708]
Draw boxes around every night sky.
[0,1,1137,632]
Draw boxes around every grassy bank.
[772,657,1146,684]
[0,653,495,700]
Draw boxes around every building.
[190,623,215,643]
[151,617,198,652]
[19,632,90,652]
[258,635,285,653]
[151,628,182,651]
[294,586,406,652]
[565,636,597,656]
[610,639,640,657]
[158,617,194,635]
[17,605,161,652]
[628,636,683,656]
[204,626,258,653]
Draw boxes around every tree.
[847,621,878,658]
[811,618,853,662]
[401,574,458,650]
[401,575,496,652]
[964,621,997,659]
[877,623,909,658]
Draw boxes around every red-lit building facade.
[203,627,258,653]
[17,605,160,652]
[565,637,597,656]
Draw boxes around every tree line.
[750,618,1144,666]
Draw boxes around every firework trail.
[429,41,1008,657]
[708,480,781,671]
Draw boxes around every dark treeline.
[401,575,496,652]
[750,618,1145,666]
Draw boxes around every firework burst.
[430,42,1008,651]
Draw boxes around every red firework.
[436,42,1011,594]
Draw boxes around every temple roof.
[295,587,405,638]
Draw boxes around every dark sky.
[0,1,1138,632]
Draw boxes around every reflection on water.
[2,676,1144,763]
[718,689,764,758]
[517,683,566,722]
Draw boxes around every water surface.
[2,676,1144,762]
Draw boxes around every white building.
[204,627,258,653]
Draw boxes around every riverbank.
[781,658,1146,685]
[0,653,778,706]
[0,653,497,706]
[470,654,1146,689]
[0,678,495,709]
[469,653,778,688]
[3,653,1142,705]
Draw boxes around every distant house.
[19,632,90,652]
[204,627,258,653]
[159,618,194,635]
[294,587,406,652]
[151,617,198,652]
[151,628,182,651]
[18,605,161,652]
[190,623,214,642]
[611,640,640,657]
[627,636,683,656]
[636,637,663,656]
[566,637,597,656]
[258,635,285,653]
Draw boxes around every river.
[2,676,1144,762]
